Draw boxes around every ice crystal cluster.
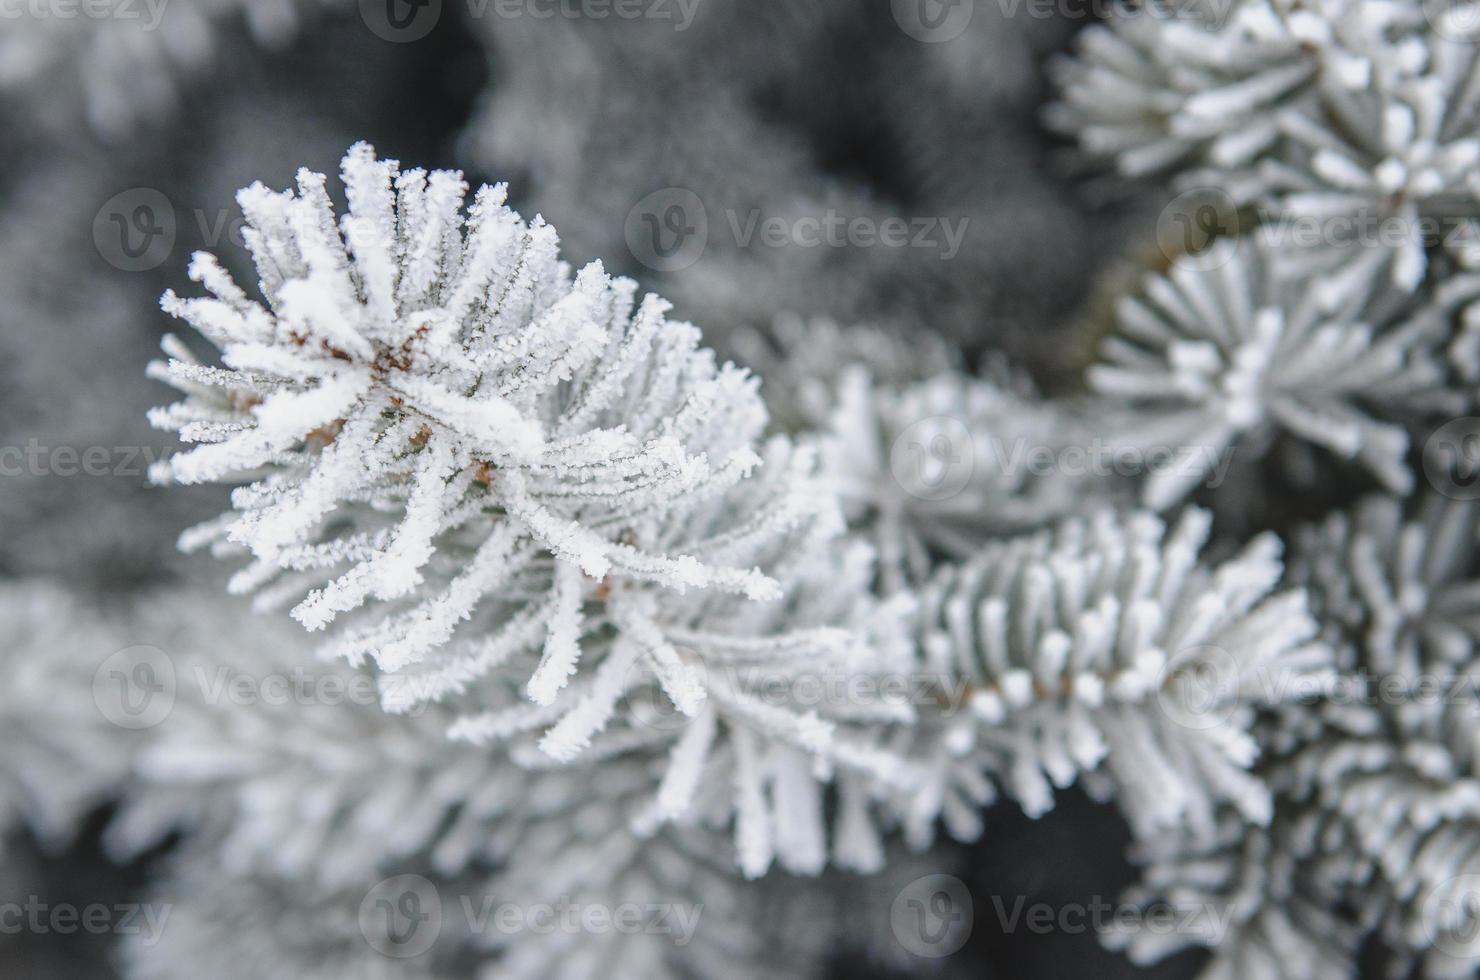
[906,508,1332,843]
[1039,3,1480,977]
[1088,235,1469,510]
[1048,0,1480,294]
[146,145,915,886]
[1105,495,1480,978]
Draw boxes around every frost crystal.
[1087,236,1466,509]
[446,444,915,878]
[736,318,1101,591]
[903,507,1331,844]
[1106,812,1362,980]
[1114,494,1480,977]
[1049,1,1480,292]
[151,143,798,728]
[1283,493,1480,976]
[725,315,963,434]
[1046,0,1429,181]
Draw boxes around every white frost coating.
[1088,236,1466,509]
[899,507,1333,844]
[151,143,802,727]
[1048,0,1480,293]
[1111,494,1480,979]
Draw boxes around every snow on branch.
[895,506,1333,846]
[1087,235,1469,510]
[149,143,809,728]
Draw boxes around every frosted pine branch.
[726,315,963,434]
[120,847,450,980]
[148,146,923,882]
[1087,235,1467,510]
[1281,493,1480,976]
[463,787,772,980]
[1113,494,1480,977]
[100,590,528,888]
[896,507,1333,846]
[1046,0,1431,182]
[1048,1,1480,293]
[736,317,1111,591]
[445,444,916,878]
[150,143,808,736]
[1105,811,1362,980]
[1240,30,1480,294]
